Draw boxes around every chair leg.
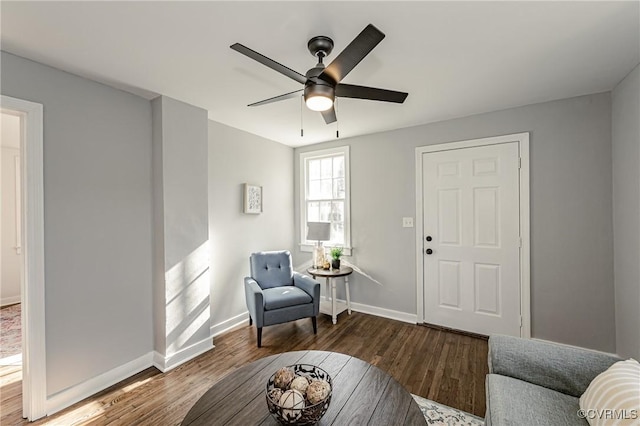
[312,316,317,334]
[257,327,262,348]
[249,316,252,326]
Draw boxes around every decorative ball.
[279,389,305,421]
[273,367,295,389]
[306,379,331,405]
[268,388,283,403]
[290,375,310,394]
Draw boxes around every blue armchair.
[244,250,320,347]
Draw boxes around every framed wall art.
[243,183,262,214]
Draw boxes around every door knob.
[426,236,432,241]
[426,249,433,255]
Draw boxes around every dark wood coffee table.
[181,350,426,425]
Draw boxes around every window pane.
[308,180,321,200]
[319,202,331,222]
[320,179,332,199]
[331,222,344,245]
[321,158,333,178]
[331,201,344,223]
[308,159,321,180]
[333,156,344,178]
[307,202,319,222]
[333,178,345,199]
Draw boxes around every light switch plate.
[402,217,414,228]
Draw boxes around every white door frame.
[1,95,47,420]
[415,132,531,338]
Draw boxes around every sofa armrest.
[488,335,621,397]
[244,277,265,328]
[293,272,320,315]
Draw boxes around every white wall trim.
[152,336,213,373]
[415,132,531,338]
[46,352,154,416]
[320,296,417,324]
[1,296,22,307]
[1,95,46,420]
[210,310,249,338]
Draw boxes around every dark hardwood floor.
[0,312,488,425]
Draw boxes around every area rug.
[412,394,484,426]
[0,303,22,365]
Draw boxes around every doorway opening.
[1,96,46,421]
[1,111,24,369]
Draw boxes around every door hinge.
[519,237,522,248]
[519,316,523,327]
[518,157,522,169]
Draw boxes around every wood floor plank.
[0,312,489,425]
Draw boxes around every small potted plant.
[330,247,344,270]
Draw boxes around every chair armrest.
[488,335,621,397]
[293,272,320,315]
[244,277,265,327]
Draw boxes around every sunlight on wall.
[165,240,210,354]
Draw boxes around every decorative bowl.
[265,364,333,425]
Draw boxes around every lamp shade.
[307,222,331,241]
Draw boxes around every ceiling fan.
[230,24,408,124]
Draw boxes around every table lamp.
[307,222,331,269]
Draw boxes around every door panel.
[423,142,520,336]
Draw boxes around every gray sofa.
[486,335,621,426]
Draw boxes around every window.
[300,146,350,252]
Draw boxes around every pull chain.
[300,95,304,138]
[335,98,339,138]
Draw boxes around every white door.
[422,142,521,336]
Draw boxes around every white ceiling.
[1,1,638,147]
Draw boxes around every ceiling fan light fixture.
[304,83,335,112]
[305,94,334,111]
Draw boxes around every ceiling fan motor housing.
[304,64,335,104]
[304,81,335,105]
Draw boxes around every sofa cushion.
[488,335,621,397]
[263,286,312,311]
[486,374,588,426]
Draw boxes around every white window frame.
[299,146,351,255]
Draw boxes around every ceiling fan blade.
[248,89,303,107]
[321,106,337,124]
[230,43,307,85]
[320,24,385,84]
[336,84,408,103]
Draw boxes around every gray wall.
[1,52,153,395]
[152,96,210,359]
[295,92,616,353]
[208,121,294,331]
[612,64,640,359]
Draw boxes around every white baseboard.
[320,296,417,324]
[1,295,21,307]
[46,352,153,416]
[153,336,214,373]
[210,311,249,338]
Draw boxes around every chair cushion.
[250,251,293,289]
[486,374,588,426]
[263,286,312,311]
